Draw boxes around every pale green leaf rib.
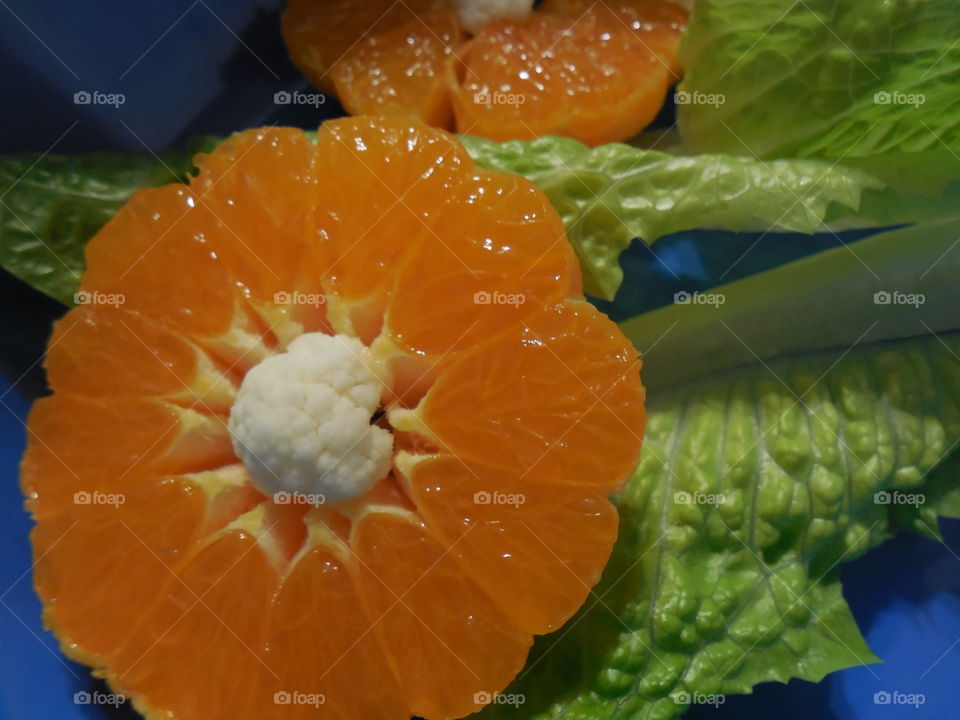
[620,214,960,390]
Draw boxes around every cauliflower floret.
[228,333,392,505]
[453,0,534,34]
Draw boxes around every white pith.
[452,0,535,33]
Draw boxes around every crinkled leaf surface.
[678,0,960,161]
[462,135,885,299]
[477,218,960,720]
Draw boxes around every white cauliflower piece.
[453,0,534,34]
[228,333,392,505]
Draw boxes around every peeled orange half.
[21,117,646,719]
[283,0,687,146]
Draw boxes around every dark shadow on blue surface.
[591,227,891,322]
[0,269,64,402]
[173,5,345,142]
[72,678,140,720]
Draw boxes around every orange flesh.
[332,11,465,128]
[283,0,688,145]
[23,117,645,720]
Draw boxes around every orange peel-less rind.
[282,0,688,146]
[22,116,646,720]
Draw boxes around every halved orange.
[283,0,688,146]
[22,116,645,720]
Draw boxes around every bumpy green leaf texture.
[482,332,959,720]
[477,219,960,720]
[678,0,960,160]
[461,135,882,299]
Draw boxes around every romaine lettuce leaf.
[462,135,885,299]
[477,217,960,720]
[678,0,960,162]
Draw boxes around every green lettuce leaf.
[678,0,960,161]
[462,135,885,299]
[0,151,195,304]
[1,137,891,304]
[478,218,960,720]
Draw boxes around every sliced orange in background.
[283,0,688,145]
[22,116,645,720]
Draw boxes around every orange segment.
[260,539,407,720]
[407,454,619,633]
[352,510,532,720]
[282,0,446,94]
[81,186,230,340]
[192,127,319,303]
[108,519,278,720]
[420,299,645,490]
[332,10,464,128]
[449,10,675,146]
[447,17,569,141]
[387,167,579,358]
[284,0,688,145]
[541,0,688,75]
[312,116,472,333]
[80,185,271,369]
[191,127,332,346]
[46,306,235,411]
[32,477,209,664]
[21,396,234,519]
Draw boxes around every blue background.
[0,1,958,718]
